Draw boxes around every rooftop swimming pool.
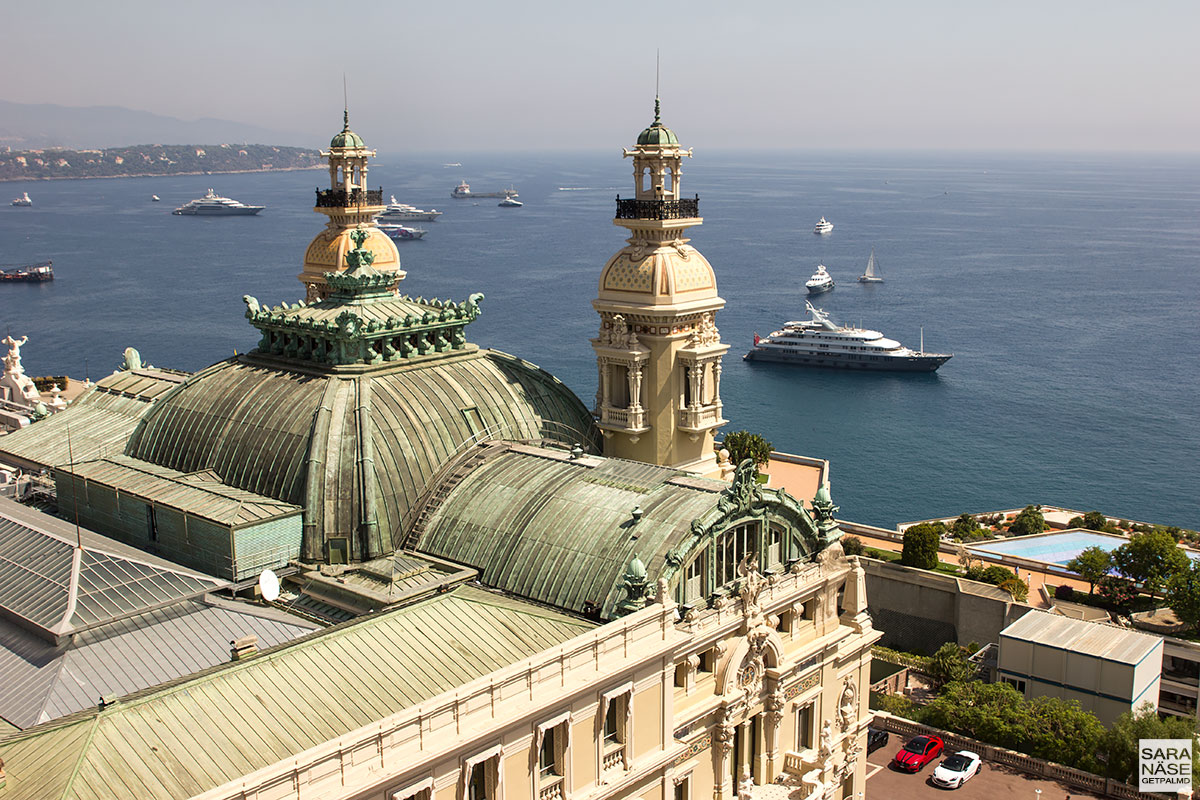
[967,530,1200,568]
[967,531,1129,567]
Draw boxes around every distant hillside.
[0,100,309,150]
[0,143,323,181]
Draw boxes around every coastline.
[0,164,324,183]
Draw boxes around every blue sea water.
[2,150,1198,530]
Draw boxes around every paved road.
[866,733,1103,800]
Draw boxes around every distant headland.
[0,143,323,181]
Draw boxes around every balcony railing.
[315,188,384,208]
[615,196,699,220]
[539,779,564,800]
[599,405,647,432]
[602,746,626,772]
[679,404,723,432]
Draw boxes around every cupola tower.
[299,111,402,301]
[592,99,728,476]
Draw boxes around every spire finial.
[654,50,661,124]
[343,74,349,130]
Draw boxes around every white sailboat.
[858,248,883,283]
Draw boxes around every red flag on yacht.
[753,333,760,345]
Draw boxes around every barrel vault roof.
[416,446,727,617]
[0,586,595,800]
[0,366,188,471]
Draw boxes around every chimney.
[230,635,259,661]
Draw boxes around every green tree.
[1102,702,1199,783]
[997,575,1029,601]
[841,536,864,556]
[918,681,1105,772]
[1113,529,1189,598]
[1008,505,1045,536]
[1096,575,1137,610]
[926,642,974,687]
[1166,559,1200,634]
[1066,546,1113,595]
[901,522,942,570]
[950,513,983,541]
[722,430,773,470]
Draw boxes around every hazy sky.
[5,0,1199,153]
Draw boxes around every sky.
[4,0,1199,153]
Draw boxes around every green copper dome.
[330,110,366,149]
[637,97,679,146]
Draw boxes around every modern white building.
[997,609,1162,724]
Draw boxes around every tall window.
[468,762,489,800]
[674,775,691,800]
[684,556,705,602]
[796,702,814,750]
[767,523,784,567]
[609,364,629,408]
[538,727,558,779]
[463,750,500,800]
[716,523,758,586]
[600,686,631,772]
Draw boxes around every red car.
[892,735,944,772]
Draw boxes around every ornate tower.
[298,112,402,301]
[592,100,728,476]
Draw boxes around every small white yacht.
[858,248,883,283]
[744,302,951,372]
[172,189,264,216]
[813,216,833,234]
[498,195,523,207]
[377,196,442,222]
[805,264,835,295]
[151,195,161,202]
[11,192,32,207]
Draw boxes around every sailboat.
[858,248,883,283]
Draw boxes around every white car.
[931,750,982,789]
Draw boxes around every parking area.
[866,734,1105,800]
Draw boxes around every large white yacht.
[377,196,442,222]
[172,189,264,216]
[378,224,427,241]
[11,192,32,207]
[805,264,835,294]
[744,302,951,372]
[813,216,833,234]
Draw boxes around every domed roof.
[301,225,402,287]
[330,111,366,149]
[636,98,679,146]
[124,350,599,563]
[598,243,718,305]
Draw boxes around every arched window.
[715,522,758,586]
[664,167,674,193]
[640,166,650,193]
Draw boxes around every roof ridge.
[59,712,102,799]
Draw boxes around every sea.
[2,150,1198,531]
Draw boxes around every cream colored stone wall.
[194,554,877,800]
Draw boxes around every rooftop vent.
[231,635,259,661]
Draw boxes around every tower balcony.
[596,405,650,434]
[678,403,725,433]
[315,188,384,208]
[615,196,699,220]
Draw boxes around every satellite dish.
[258,568,280,602]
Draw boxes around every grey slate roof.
[0,596,317,729]
[0,585,595,800]
[417,446,726,617]
[0,498,227,642]
[1001,608,1163,665]
[0,367,188,471]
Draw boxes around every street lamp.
[1036,789,1042,800]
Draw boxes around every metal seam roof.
[0,586,594,800]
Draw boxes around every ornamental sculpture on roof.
[718,459,763,516]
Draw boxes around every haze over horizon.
[3,0,1199,154]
